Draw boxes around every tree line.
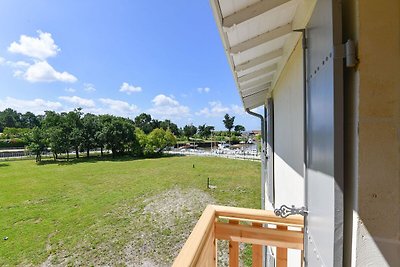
[0,108,246,162]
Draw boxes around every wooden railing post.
[276,225,288,267]
[213,228,217,267]
[301,229,304,267]
[252,222,263,267]
[229,220,239,267]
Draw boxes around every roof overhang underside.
[210,0,316,110]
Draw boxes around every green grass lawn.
[0,156,260,266]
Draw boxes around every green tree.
[26,127,47,162]
[96,115,110,157]
[160,119,180,136]
[47,126,70,160]
[42,111,69,160]
[234,125,245,136]
[183,124,197,140]
[134,128,147,156]
[100,115,136,157]
[82,113,99,157]
[67,109,83,158]
[150,119,161,130]
[145,128,176,155]
[197,124,215,139]
[21,112,40,128]
[0,108,21,130]
[134,113,153,134]
[223,114,235,144]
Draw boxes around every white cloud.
[231,104,246,115]
[3,60,30,77]
[197,87,210,93]
[4,31,77,84]
[148,94,190,118]
[152,94,179,106]
[65,87,76,93]
[0,97,62,114]
[59,96,95,108]
[119,82,142,94]
[13,70,24,77]
[7,60,30,68]
[195,101,247,117]
[210,101,230,113]
[8,31,60,60]
[196,101,229,117]
[0,57,5,65]
[99,98,139,116]
[251,106,263,114]
[23,61,77,83]
[84,83,96,92]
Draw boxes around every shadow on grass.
[0,163,9,167]
[37,153,184,166]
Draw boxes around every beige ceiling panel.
[243,90,268,109]
[239,73,274,90]
[222,0,292,28]
[237,64,277,81]
[211,0,316,109]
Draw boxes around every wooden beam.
[276,225,288,267]
[235,49,283,72]
[196,227,216,267]
[212,205,304,228]
[240,74,274,91]
[237,64,277,83]
[241,82,271,96]
[230,23,292,54]
[252,223,263,267]
[215,222,304,250]
[173,205,304,266]
[172,205,216,267]
[241,84,270,98]
[243,90,268,103]
[301,230,305,267]
[223,0,291,28]
[229,220,239,267]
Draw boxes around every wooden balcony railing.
[173,205,304,267]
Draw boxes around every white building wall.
[272,40,304,209]
[271,40,304,267]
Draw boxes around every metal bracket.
[334,39,358,67]
[274,205,308,218]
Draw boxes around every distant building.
[249,130,261,136]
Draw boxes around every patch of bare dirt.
[123,188,216,266]
[41,187,216,266]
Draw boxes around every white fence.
[167,149,261,161]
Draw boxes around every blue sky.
[0,0,261,130]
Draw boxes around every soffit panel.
[225,1,298,47]
[240,83,271,98]
[232,35,287,66]
[211,0,315,110]
[237,58,281,77]
[242,90,269,109]
[219,0,259,18]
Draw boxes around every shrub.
[0,138,26,148]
